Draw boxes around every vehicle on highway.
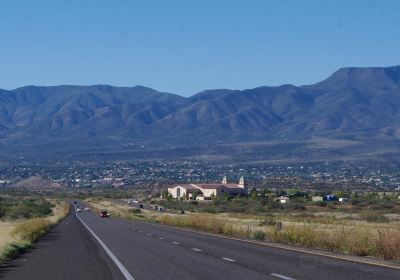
[100,210,109,218]
[152,205,158,210]
[84,207,90,211]
[158,207,164,212]
[76,207,82,212]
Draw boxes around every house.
[311,196,323,202]
[277,196,290,204]
[167,176,248,200]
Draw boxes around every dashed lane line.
[270,273,296,280]
[222,257,235,262]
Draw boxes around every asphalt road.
[2,204,400,280]
[0,209,124,280]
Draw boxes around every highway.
[1,205,400,280]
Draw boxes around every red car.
[100,210,109,218]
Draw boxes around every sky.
[0,0,399,96]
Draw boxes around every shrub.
[0,205,5,218]
[314,201,327,207]
[266,200,283,210]
[372,200,396,210]
[284,201,305,211]
[130,208,141,214]
[259,216,277,226]
[5,199,54,219]
[360,211,390,223]
[1,240,32,261]
[253,230,266,240]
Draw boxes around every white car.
[84,207,90,211]
[76,208,82,212]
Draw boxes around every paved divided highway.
[1,204,400,280]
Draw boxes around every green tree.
[249,187,258,200]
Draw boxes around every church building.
[167,176,248,200]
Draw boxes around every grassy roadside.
[0,199,70,263]
[87,198,400,262]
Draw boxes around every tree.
[250,187,258,200]
[161,190,169,199]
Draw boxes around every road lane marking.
[191,248,202,252]
[158,237,164,240]
[222,257,235,262]
[146,233,152,236]
[271,273,296,280]
[172,241,180,245]
[75,213,135,280]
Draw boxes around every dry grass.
[0,222,18,253]
[0,199,69,262]
[11,218,51,242]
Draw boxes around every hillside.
[1,66,400,162]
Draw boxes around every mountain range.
[1,65,400,163]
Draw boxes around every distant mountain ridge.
[1,65,400,163]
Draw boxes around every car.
[100,210,109,218]
[139,204,144,209]
[84,207,90,211]
[76,208,82,212]
[152,205,158,210]
[158,207,164,212]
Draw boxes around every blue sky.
[0,0,399,96]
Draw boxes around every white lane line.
[146,233,152,236]
[139,230,143,233]
[191,248,202,252]
[75,213,135,280]
[270,273,296,280]
[158,237,164,240]
[221,257,235,262]
[172,241,180,245]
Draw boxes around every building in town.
[311,196,323,202]
[167,176,248,200]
